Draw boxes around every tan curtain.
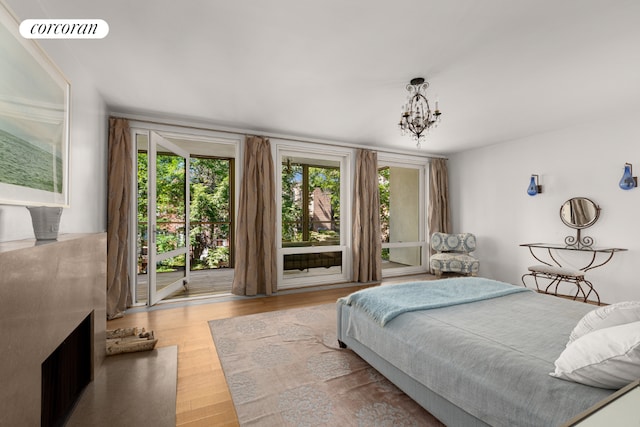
[231,136,277,296]
[107,118,133,319]
[352,149,382,282]
[428,158,451,270]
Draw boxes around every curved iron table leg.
[580,279,601,305]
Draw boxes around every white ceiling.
[11,0,640,155]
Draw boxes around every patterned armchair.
[429,232,479,277]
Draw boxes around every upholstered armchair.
[430,232,479,277]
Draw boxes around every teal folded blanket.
[339,277,531,326]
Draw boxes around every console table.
[520,243,627,305]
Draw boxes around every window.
[277,143,350,288]
[282,161,340,245]
[378,156,428,275]
[189,156,234,273]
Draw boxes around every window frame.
[377,153,430,277]
[274,140,352,289]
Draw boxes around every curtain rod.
[111,112,448,160]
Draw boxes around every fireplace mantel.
[0,233,106,426]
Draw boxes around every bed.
[336,277,618,427]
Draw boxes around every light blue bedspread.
[339,277,531,325]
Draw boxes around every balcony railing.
[137,220,233,274]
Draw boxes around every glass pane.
[282,159,340,246]
[282,163,303,242]
[136,134,149,304]
[156,253,186,291]
[379,167,390,244]
[379,166,420,244]
[156,142,186,255]
[382,247,422,269]
[156,220,186,252]
[283,251,342,278]
[189,157,232,271]
[190,222,230,269]
[309,166,340,245]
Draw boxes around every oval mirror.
[560,197,600,229]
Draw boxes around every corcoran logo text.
[19,19,109,39]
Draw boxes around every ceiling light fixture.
[398,77,442,148]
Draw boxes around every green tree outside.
[137,153,232,272]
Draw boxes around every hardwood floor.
[106,281,409,426]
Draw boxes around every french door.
[132,126,239,306]
[147,131,190,305]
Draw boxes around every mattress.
[338,287,613,427]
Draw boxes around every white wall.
[0,1,107,242]
[449,112,640,303]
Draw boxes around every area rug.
[209,303,444,426]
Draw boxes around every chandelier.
[398,77,442,148]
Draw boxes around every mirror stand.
[560,197,600,249]
[564,229,594,249]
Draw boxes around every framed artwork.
[0,1,70,207]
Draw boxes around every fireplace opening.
[41,312,93,427]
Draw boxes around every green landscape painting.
[0,1,69,205]
[0,128,62,194]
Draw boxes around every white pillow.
[568,301,640,345]
[550,321,640,389]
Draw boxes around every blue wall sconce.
[619,163,638,190]
[527,174,542,196]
